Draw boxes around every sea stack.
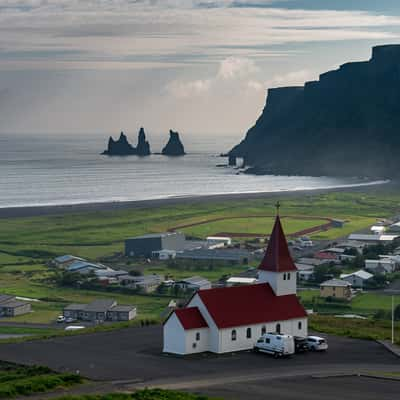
[162,130,185,156]
[102,128,151,156]
[136,127,151,156]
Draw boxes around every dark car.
[294,336,309,353]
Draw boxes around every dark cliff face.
[103,128,151,156]
[162,130,185,156]
[229,44,400,178]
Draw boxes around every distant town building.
[0,295,31,318]
[175,248,251,264]
[226,277,258,286]
[320,279,352,300]
[174,276,212,292]
[125,232,185,257]
[365,258,397,274]
[348,233,399,242]
[63,299,136,322]
[340,270,373,288]
[53,255,86,268]
[119,274,162,293]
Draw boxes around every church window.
[276,323,281,333]
[246,328,252,338]
[231,330,237,341]
[298,321,302,330]
[196,332,200,341]
[287,273,291,280]
[283,273,287,280]
[261,326,266,335]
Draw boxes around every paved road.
[0,325,398,382]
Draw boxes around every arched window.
[283,273,287,280]
[231,330,237,341]
[196,332,200,341]
[298,321,302,330]
[261,325,266,335]
[276,323,281,334]
[246,327,252,338]
[287,273,291,280]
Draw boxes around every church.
[163,213,308,355]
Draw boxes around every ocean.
[0,132,386,208]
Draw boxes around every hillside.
[229,45,400,178]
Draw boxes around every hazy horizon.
[1,0,400,137]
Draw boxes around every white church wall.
[258,270,297,296]
[163,313,186,354]
[188,294,220,353]
[184,327,210,354]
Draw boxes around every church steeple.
[258,203,297,296]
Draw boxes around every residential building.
[174,276,212,292]
[320,279,351,300]
[53,255,86,268]
[125,232,185,258]
[206,236,232,249]
[119,274,162,293]
[63,299,136,322]
[348,233,399,242]
[365,258,397,274]
[0,295,31,317]
[340,270,373,288]
[175,248,251,264]
[163,215,307,355]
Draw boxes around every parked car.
[56,315,66,323]
[306,335,328,351]
[254,333,295,358]
[294,336,309,353]
[65,317,76,323]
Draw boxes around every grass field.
[1,190,400,323]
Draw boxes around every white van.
[254,333,295,357]
[64,325,85,331]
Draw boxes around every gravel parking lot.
[0,325,398,383]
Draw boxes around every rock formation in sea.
[136,127,151,156]
[162,130,185,156]
[229,44,400,178]
[103,128,151,156]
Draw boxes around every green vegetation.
[0,326,57,335]
[0,362,83,398]
[0,189,400,324]
[56,389,221,400]
[309,314,400,345]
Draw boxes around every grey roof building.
[175,276,212,291]
[0,295,31,318]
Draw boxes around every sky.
[1,0,400,137]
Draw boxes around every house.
[163,214,307,355]
[365,258,397,274]
[67,261,107,274]
[348,234,399,242]
[297,258,330,267]
[320,279,352,300]
[174,276,212,292]
[53,255,86,268]
[371,225,386,234]
[119,274,162,293]
[295,263,314,281]
[388,221,400,232]
[226,277,258,286]
[206,236,232,249]
[63,299,136,322]
[125,232,185,258]
[0,295,31,317]
[340,270,373,288]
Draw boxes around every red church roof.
[259,216,297,272]
[197,283,307,329]
[174,307,209,330]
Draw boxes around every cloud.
[217,57,259,79]
[166,78,212,98]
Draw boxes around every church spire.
[258,206,297,273]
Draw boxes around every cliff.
[229,44,400,178]
[162,130,185,156]
[103,128,151,156]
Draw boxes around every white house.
[163,215,307,355]
[340,270,373,288]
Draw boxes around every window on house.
[261,326,266,335]
[192,343,197,349]
[196,332,200,341]
[287,273,291,280]
[231,330,237,341]
[283,273,286,280]
[246,328,252,338]
[276,323,281,334]
[298,321,302,330]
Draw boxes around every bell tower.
[258,202,297,296]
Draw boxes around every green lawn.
[0,326,57,335]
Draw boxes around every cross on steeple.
[275,201,281,215]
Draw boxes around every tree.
[395,304,400,321]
